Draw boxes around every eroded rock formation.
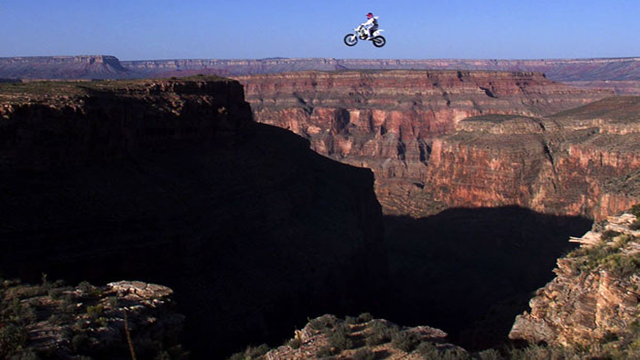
[510,212,640,354]
[235,70,638,220]
[423,97,640,221]
[0,77,386,357]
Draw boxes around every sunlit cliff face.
[236,70,639,220]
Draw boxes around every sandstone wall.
[236,70,637,220]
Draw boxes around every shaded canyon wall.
[0,77,387,357]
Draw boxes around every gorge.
[233,69,640,352]
[1,67,639,358]
[235,70,639,221]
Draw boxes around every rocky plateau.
[3,55,640,94]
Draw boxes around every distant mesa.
[0,55,131,79]
[2,55,640,94]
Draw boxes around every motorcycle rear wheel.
[372,36,386,48]
[344,34,358,46]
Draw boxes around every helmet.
[366,13,373,19]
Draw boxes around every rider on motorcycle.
[361,12,379,40]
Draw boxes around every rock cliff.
[235,70,636,220]
[423,97,640,221]
[0,76,386,357]
[510,210,640,356]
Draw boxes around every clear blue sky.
[1,0,638,60]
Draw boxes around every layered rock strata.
[0,77,386,357]
[510,212,640,353]
[423,97,640,221]
[235,70,636,220]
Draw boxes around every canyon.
[235,70,640,221]
[0,77,386,357]
[1,60,639,358]
[232,70,640,351]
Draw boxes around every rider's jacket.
[361,17,378,28]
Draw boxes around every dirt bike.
[343,25,386,48]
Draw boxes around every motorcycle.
[344,25,386,48]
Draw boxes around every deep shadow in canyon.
[0,79,386,358]
[381,207,592,351]
[2,202,592,356]
[0,125,387,358]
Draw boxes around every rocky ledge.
[0,279,185,359]
[510,207,640,357]
[230,314,468,360]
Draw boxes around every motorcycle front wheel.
[344,34,358,46]
[372,36,386,48]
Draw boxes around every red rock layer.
[422,111,640,221]
[235,70,634,220]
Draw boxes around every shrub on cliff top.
[477,348,503,360]
[601,230,622,241]
[630,204,640,218]
[440,348,470,360]
[366,321,399,346]
[357,312,373,323]
[315,346,334,358]
[287,337,301,349]
[328,324,353,351]
[417,342,440,358]
[601,253,640,277]
[86,304,104,320]
[508,343,582,360]
[308,315,338,332]
[391,330,421,353]
[228,344,270,360]
[0,324,28,358]
[353,348,375,360]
